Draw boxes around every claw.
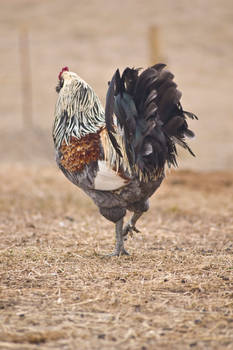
[123,224,140,240]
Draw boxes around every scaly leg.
[123,212,143,239]
[109,218,129,256]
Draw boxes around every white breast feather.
[94,161,129,191]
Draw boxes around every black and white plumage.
[53,64,197,256]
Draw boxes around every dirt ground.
[0,165,232,349]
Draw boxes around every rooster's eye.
[56,78,64,93]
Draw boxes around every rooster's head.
[56,66,87,94]
[56,66,69,93]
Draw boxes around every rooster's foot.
[123,224,140,240]
[107,248,130,257]
[107,218,130,256]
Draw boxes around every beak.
[55,78,64,93]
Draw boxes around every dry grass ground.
[0,165,233,349]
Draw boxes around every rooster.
[53,64,197,256]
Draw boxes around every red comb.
[58,66,69,80]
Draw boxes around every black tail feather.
[105,70,123,157]
[105,64,197,179]
[183,110,198,120]
[151,63,167,72]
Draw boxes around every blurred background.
[1,0,233,170]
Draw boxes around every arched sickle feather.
[105,70,123,157]
[183,110,198,120]
[151,63,167,71]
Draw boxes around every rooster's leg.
[110,218,129,256]
[123,212,142,240]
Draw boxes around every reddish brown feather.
[60,132,102,173]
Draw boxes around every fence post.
[149,26,161,65]
[19,27,33,128]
